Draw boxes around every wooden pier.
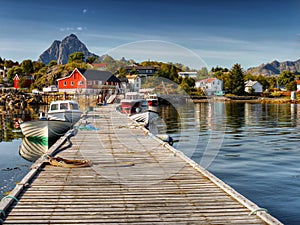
[1,105,282,224]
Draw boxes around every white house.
[195,78,223,96]
[245,80,263,94]
[126,75,141,92]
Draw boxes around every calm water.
[159,102,300,225]
[1,102,300,224]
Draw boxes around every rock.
[38,34,100,65]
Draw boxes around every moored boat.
[47,100,82,123]
[119,92,148,115]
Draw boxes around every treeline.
[1,53,299,96]
[213,64,299,95]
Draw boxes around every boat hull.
[20,120,73,140]
[48,110,82,123]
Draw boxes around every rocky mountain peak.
[38,34,99,65]
[247,59,300,76]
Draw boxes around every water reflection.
[19,136,57,162]
[158,102,300,224]
[0,106,41,143]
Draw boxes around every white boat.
[47,100,82,123]
[120,92,148,115]
[130,110,159,124]
[20,119,73,140]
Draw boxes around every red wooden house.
[13,74,34,89]
[56,68,121,93]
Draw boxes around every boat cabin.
[49,101,80,112]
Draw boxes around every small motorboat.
[20,100,82,141]
[119,92,148,115]
[47,100,82,123]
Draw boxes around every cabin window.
[78,80,84,85]
[71,81,74,86]
[60,103,68,110]
[63,81,67,86]
[70,103,79,110]
[50,104,58,110]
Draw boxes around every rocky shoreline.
[0,89,44,110]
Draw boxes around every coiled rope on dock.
[46,155,91,168]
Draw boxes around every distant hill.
[38,34,100,65]
[247,59,300,76]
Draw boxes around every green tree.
[266,76,277,89]
[21,59,34,75]
[228,63,245,95]
[278,71,295,90]
[4,60,14,68]
[68,52,85,63]
[86,56,98,64]
[285,81,297,91]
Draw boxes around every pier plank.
[1,105,282,225]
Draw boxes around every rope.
[1,196,19,203]
[0,195,19,218]
[48,156,91,168]
[249,208,268,216]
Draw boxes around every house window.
[78,81,84,85]
[94,81,97,85]
[98,81,102,85]
[71,81,74,86]
[64,81,67,86]
[88,81,92,85]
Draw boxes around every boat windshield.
[70,103,79,110]
[50,103,58,111]
[60,103,68,110]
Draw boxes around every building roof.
[245,80,260,87]
[92,63,106,67]
[197,78,217,83]
[126,75,139,79]
[77,69,120,83]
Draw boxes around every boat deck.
[0,105,282,224]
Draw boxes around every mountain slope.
[38,34,99,65]
[247,59,300,76]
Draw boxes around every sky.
[0,0,300,70]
